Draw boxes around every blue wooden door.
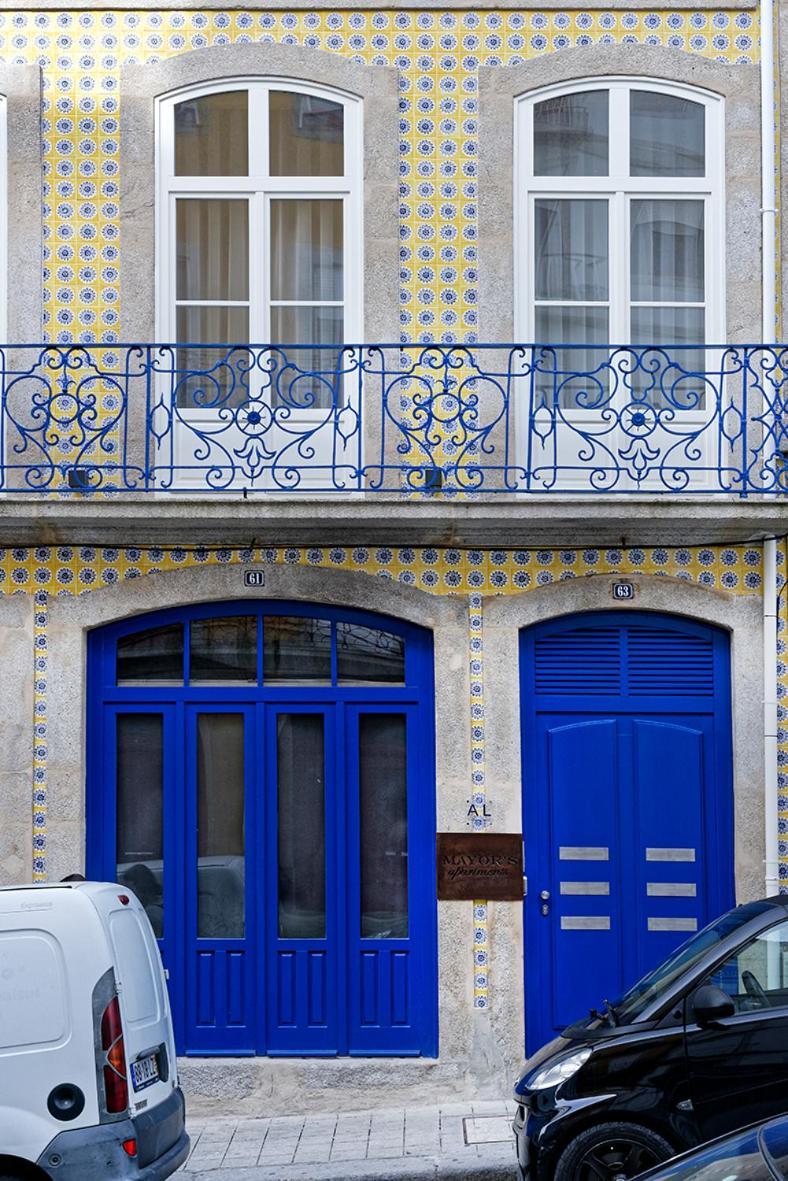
[87,601,437,1059]
[521,612,734,1053]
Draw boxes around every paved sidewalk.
[179,1100,518,1180]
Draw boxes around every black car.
[514,897,788,1181]
[638,1115,788,1181]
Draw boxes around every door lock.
[539,889,551,916]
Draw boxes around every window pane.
[278,714,326,938]
[175,308,250,409]
[269,306,344,410]
[533,90,608,176]
[263,616,331,682]
[176,200,249,301]
[360,715,408,939]
[190,616,257,684]
[174,90,248,176]
[197,714,245,938]
[269,90,344,176]
[534,305,610,409]
[535,198,608,301]
[707,920,788,1013]
[270,199,343,301]
[337,623,405,684]
[631,199,705,302]
[117,624,184,685]
[116,715,164,938]
[630,90,705,177]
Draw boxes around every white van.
[0,881,189,1181]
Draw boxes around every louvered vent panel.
[534,628,622,695]
[627,627,715,696]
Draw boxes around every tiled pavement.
[179,1100,518,1180]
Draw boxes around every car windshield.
[760,1119,788,1180]
[612,901,776,1024]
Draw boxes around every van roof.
[0,881,123,894]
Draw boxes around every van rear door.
[87,885,176,1114]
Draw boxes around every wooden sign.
[437,833,524,901]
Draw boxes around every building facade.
[0,0,785,1114]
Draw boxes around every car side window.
[705,920,788,1014]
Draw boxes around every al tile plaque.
[437,833,524,901]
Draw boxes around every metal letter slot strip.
[559,847,609,861]
[645,848,696,862]
[648,917,698,932]
[560,916,611,930]
[560,882,611,895]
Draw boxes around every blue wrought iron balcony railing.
[1,343,786,495]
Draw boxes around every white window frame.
[0,94,8,343]
[514,76,726,348]
[155,77,364,364]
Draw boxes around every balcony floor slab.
[0,495,784,548]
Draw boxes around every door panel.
[265,707,339,1054]
[346,707,431,1054]
[521,612,733,1054]
[185,706,256,1054]
[632,718,708,980]
[546,718,621,1029]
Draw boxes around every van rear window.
[0,931,68,1050]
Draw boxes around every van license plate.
[131,1053,159,1092]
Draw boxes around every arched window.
[516,79,724,362]
[156,80,363,406]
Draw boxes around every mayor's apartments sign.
[436,833,524,901]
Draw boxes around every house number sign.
[437,833,524,901]
[243,570,266,588]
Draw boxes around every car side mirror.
[692,984,735,1027]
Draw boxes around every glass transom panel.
[115,615,407,687]
[174,91,249,177]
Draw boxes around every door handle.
[540,889,551,916]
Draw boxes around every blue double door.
[521,611,734,1052]
[88,603,438,1058]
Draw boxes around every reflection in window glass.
[117,624,184,685]
[630,91,705,177]
[176,199,249,301]
[190,616,257,684]
[337,624,405,684]
[533,90,608,177]
[117,715,164,938]
[630,199,705,303]
[197,714,245,938]
[534,199,608,302]
[651,1132,770,1181]
[760,1122,788,1180]
[278,714,326,938]
[269,90,344,176]
[174,90,248,177]
[263,616,331,682]
[270,199,343,302]
[360,715,408,938]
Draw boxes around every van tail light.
[100,996,129,1114]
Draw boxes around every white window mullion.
[254,190,268,345]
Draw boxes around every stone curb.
[183,1147,517,1181]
